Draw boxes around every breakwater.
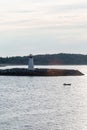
[0,68,84,76]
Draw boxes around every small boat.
[63,83,71,86]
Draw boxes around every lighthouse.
[28,54,34,70]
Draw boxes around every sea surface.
[0,65,87,130]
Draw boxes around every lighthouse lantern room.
[28,54,34,70]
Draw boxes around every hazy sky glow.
[0,0,87,56]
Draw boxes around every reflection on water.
[0,65,87,130]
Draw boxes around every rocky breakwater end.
[0,68,84,76]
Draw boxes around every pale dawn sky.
[0,0,87,56]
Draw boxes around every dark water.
[0,65,87,130]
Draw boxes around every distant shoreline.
[0,64,6,67]
[0,53,87,65]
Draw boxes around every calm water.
[0,65,87,130]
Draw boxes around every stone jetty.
[0,68,84,76]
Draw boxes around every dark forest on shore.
[0,53,87,65]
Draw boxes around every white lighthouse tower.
[28,54,34,70]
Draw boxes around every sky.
[0,0,87,57]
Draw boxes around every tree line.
[0,53,87,65]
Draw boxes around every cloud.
[12,10,34,14]
[45,3,87,14]
[0,0,87,56]
[0,19,32,25]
